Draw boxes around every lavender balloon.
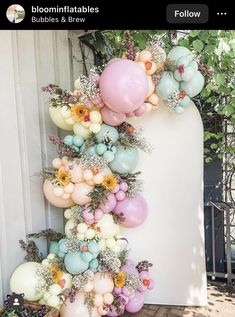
[99,59,148,113]
[115,194,148,228]
[99,193,117,213]
[125,291,144,313]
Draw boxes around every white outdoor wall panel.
[127,103,207,305]
[0,30,72,302]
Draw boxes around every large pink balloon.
[125,291,144,313]
[43,180,74,208]
[101,106,126,126]
[60,293,100,317]
[115,194,148,228]
[99,59,148,113]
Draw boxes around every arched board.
[125,102,207,306]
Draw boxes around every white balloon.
[10,262,46,301]
[95,214,120,239]
[47,294,61,308]
[65,219,77,237]
[60,273,72,290]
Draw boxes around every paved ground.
[123,282,235,317]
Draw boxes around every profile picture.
[6,4,25,23]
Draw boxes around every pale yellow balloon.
[73,122,90,139]
[148,93,160,106]
[47,295,61,308]
[64,208,73,219]
[49,284,62,296]
[65,219,77,237]
[71,183,93,205]
[43,180,74,208]
[95,214,120,239]
[10,262,45,301]
[61,273,72,290]
[49,106,73,131]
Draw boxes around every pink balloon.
[43,180,74,208]
[126,111,135,117]
[121,263,139,276]
[99,59,148,113]
[101,106,126,126]
[99,193,117,213]
[134,104,147,117]
[125,291,144,313]
[115,194,148,228]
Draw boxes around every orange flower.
[114,271,126,288]
[145,61,152,71]
[51,265,63,284]
[179,91,186,100]
[70,103,89,121]
[102,174,117,191]
[55,170,71,186]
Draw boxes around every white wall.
[0,30,84,302]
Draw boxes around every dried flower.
[81,154,108,170]
[55,170,71,186]
[164,58,176,72]
[72,270,94,290]
[70,103,89,122]
[118,172,143,198]
[125,273,142,291]
[66,236,80,253]
[26,229,65,241]
[35,266,53,293]
[102,174,117,191]
[136,260,153,273]
[19,240,43,263]
[98,250,121,274]
[88,185,109,211]
[146,35,166,66]
[114,271,126,288]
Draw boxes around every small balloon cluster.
[10,36,206,317]
[156,46,205,113]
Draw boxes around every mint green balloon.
[180,71,205,97]
[64,252,89,274]
[156,72,179,100]
[167,46,192,61]
[49,241,59,254]
[96,124,119,144]
[109,146,139,174]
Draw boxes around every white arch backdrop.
[127,101,207,305]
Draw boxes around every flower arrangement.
[9,32,205,317]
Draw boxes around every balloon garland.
[9,36,205,317]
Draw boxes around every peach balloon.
[60,293,100,317]
[103,293,114,305]
[98,306,107,315]
[62,156,69,164]
[94,294,103,307]
[137,61,145,71]
[71,183,93,205]
[62,193,70,200]
[70,163,84,183]
[93,173,104,185]
[146,75,155,97]
[83,169,93,181]
[93,273,114,295]
[43,180,74,208]
[53,187,64,197]
[52,158,62,169]
[139,50,152,62]
[64,182,75,194]
[86,180,95,186]
[148,93,160,106]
